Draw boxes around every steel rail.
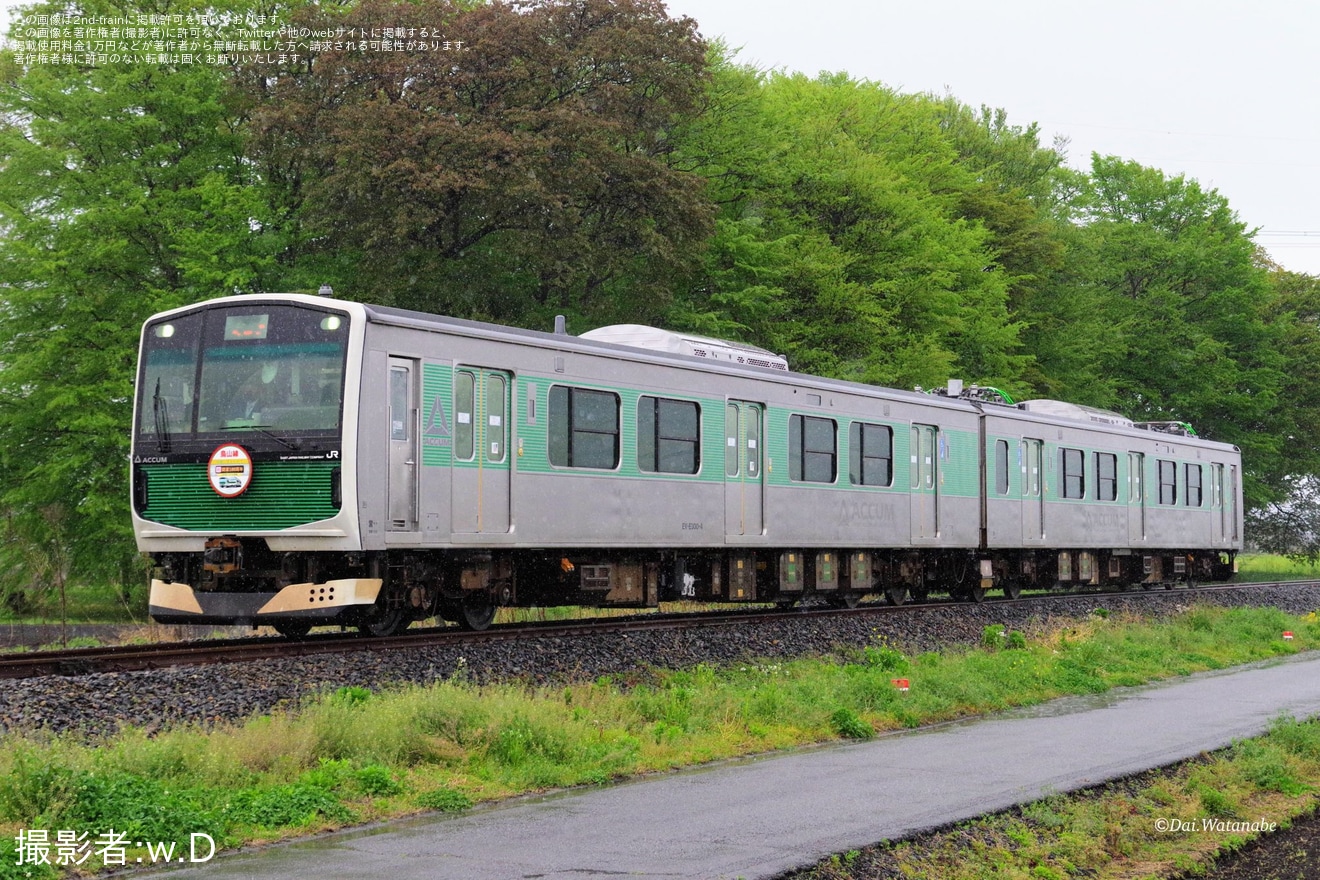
[1,579,1314,681]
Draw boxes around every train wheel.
[274,621,312,639]
[828,592,861,609]
[1002,582,1022,601]
[457,598,497,631]
[965,585,987,603]
[884,586,908,606]
[358,606,408,637]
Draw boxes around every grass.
[0,582,143,626]
[797,713,1320,880]
[1235,552,1320,583]
[0,605,1318,877]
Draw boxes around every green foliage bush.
[1266,715,1320,760]
[354,765,403,797]
[1230,740,1307,796]
[63,773,221,843]
[1196,784,1237,817]
[416,788,473,813]
[225,784,355,829]
[863,645,909,672]
[829,708,874,741]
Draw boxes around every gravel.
[3,583,1319,739]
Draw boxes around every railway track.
[3,579,1312,681]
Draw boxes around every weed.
[982,624,1007,649]
[1268,715,1320,759]
[1231,740,1307,796]
[829,708,874,740]
[225,783,355,828]
[36,636,102,651]
[0,836,58,880]
[862,645,908,672]
[0,750,81,824]
[330,685,373,707]
[354,765,403,797]
[416,788,473,813]
[1196,784,1237,817]
[1022,795,1069,830]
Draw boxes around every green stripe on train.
[140,461,340,530]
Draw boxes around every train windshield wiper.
[245,425,300,451]
[152,378,172,453]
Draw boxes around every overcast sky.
[4,0,1318,275]
[665,0,1320,276]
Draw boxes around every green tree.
[672,65,1029,391]
[1069,156,1286,507]
[248,0,712,328]
[919,98,1097,398]
[0,0,275,607]
[1247,268,1320,556]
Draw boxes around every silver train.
[133,293,1243,636]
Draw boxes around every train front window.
[138,304,349,444]
[139,312,202,441]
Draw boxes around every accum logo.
[423,393,453,447]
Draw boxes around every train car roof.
[151,294,1239,451]
[359,301,977,414]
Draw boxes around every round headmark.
[208,444,254,498]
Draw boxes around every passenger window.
[850,422,894,487]
[638,396,700,475]
[789,414,837,483]
[1185,463,1202,507]
[1095,452,1117,501]
[1158,459,1177,505]
[1061,448,1085,499]
[549,385,620,469]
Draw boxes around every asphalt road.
[145,651,1320,880]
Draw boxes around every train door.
[1021,438,1044,544]
[724,401,764,537]
[1211,463,1225,545]
[1228,464,1240,544]
[387,358,418,531]
[451,368,512,534]
[910,424,939,540]
[1128,451,1147,542]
